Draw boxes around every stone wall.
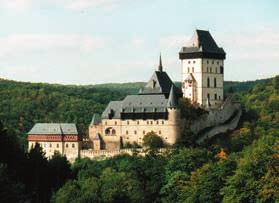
[80,148,167,159]
[196,106,242,144]
[189,98,241,134]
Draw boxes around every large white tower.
[179,30,226,108]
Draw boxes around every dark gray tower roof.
[179,29,226,59]
[167,85,178,108]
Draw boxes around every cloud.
[220,28,279,60]
[130,36,145,48]
[0,34,108,57]
[0,0,34,9]
[159,35,189,49]
[51,0,121,10]
[0,0,123,11]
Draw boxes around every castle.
[28,30,242,161]
[88,29,226,150]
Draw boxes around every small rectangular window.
[220,66,224,74]
[126,130,128,135]
[72,144,75,148]
[192,67,194,72]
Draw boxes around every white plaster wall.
[182,58,224,107]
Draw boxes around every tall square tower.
[179,30,226,108]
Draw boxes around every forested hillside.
[0,78,269,148]
[0,76,278,202]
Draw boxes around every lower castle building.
[27,123,81,162]
[89,56,182,150]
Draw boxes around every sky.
[0,0,278,85]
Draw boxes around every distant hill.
[0,77,274,147]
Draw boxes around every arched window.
[105,128,110,135]
[112,129,116,135]
[207,77,210,87]
[192,67,194,72]
[126,130,128,135]
[214,78,217,88]
[215,93,217,100]
[72,143,75,148]
[66,144,68,148]
[134,130,137,135]
[56,144,59,148]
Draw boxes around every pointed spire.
[158,53,163,72]
[167,85,178,108]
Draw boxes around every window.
[214,78,217,88]
[162,121,164,124]
[188,61,191,64]
[105,128,110,135]
[127,121,129,125]
[105,121,107,125]
[215,94,217,100]
[159,130,161,134]
[212,60,214,64]
[210,67,212,73]
[193,60,196,64]
[134,130,137,135]
[57,144,59,148]
[188,67,190,73]
[207,77,210,87]
[143,130,145,135]
[219,96,221,100]
[150,121,153,125]
[220,66,224,74]
[207,93,210,100]
[147,121,149,125]
[207,67,209,72]
[217,61,219,65]
[137,121,139,125]
[207,60,209,64]
[50,144,52,148]
[152,80,156,88]
[66,144,68,148]
[115,121,117,125]
[126,130,128,135]
[112,129,116,135]
[215,67,217,73]
[72,143,75,148]
[192,67,194,72]
[156,121,159,124]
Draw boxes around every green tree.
[143,131,164,149]
[49,152,72,191]
[221,135,278,203]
